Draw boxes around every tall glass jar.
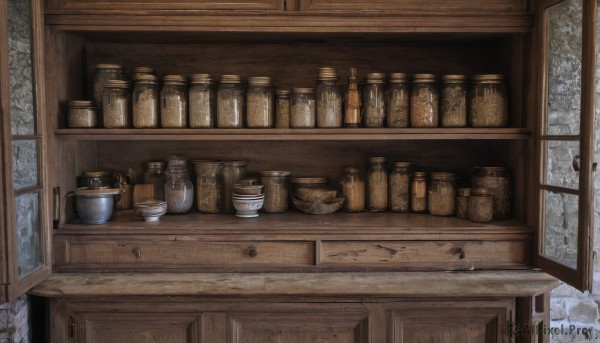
[143,161,166,201]
[275,90,290,128]
[470,74,508,127]
[411,172,427,213]
[164,157,194,214]
[161,75,188,128]
[367,157,388,212]
[260,171,291,213]
[410,74,439,127]
[344,68,361,127]
[340,167,365,213]
[93,63,125,113]
[217,75,245,128]
[130,66,156,82]
[472,166,511,219]
[222,161,247,213]
[290,88,316,128]
[363,72,386,128]
[132,75,159,128]
[192,160,223,213]
[428,172,456,216]
[246,77,274,128]
[389,162,411,213]
[102,80,130,128]
[189,74,216,128]
[386,73,409,128]
[316,67,343,128]
[441,75,468,127]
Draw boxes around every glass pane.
[544,140,579,189]
[546,0,582,136]
[15,192,43,277]
[7,0,35,135]
[12,140,38,191]
[543,190,578,269]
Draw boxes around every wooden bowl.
[292,196,345,215]
[296,188,337,202]
[234,184,264,195]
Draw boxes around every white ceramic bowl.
[232,197,264,218]
[135,200,168,221]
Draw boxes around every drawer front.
[46,0,284,12]
[298,0,526,12]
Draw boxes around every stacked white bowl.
[232,184,264,218]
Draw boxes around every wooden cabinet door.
[298,0,527,13]
[45,0,285,13]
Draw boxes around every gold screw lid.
[131,66,155,75]
[317,67,339,80]
[135,74,158,83]
[471,187,493,196]
[190,73,214,84]
[259,170,291,177]
[276,89,291,96]
[472,74,505,82]
[393,161,412,168]
[389,73,409,83]
[442,74,467,83]
[412,74,437,82]
[457,188,471,197]
[68,100,96,108]
[105,79,130,88]
[413,171,427,179]
[292,87,315,94]
[219,74,243,84]
[369,156,387,163]
[366,72,386,83]
[247,76,272,86]
[163,74,189,84]
[95,63,124,70]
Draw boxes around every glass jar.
[161,75,188,128]
[411,172,427,213]
[192,160,223,213]
[246,77,274,128]
[222,161,247,213]
[316,67,343,128]
[164,157,194,214]
[130,66,156,82]
[132,75,159,128]
[386,73,409,128]
[456,188,471,219]
[441,75,468,127]
[217,75,245,128]
[468,187,494,223]
[344,68,361,128]
[389,162,411,213]
[275,90,290,128]
[143,161,166,201]
[68,100,97,128]
[472,166,511,219]
[470,74,508,127]
[102,80,130,128]
[367,156,388,212]
[428,172,456,216]
[290,88,316,128]
[93,63,125,113]
[363,72,386,128]
[410,74,439,128]
[260,171,291,213]
[189,74,216,128]
[340,167,366,212]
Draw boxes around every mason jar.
[68,100,97,128]
[102,80,130,128]
[411,172,427,213]
[316,67,343,128]
[468,187,494,223]
[470,74,508,127]
[367,156,388,212]
[410,74,439,127]
[472,166,511,219]
[143,161,166,201]
[340,167,366,212]
[93,63,125,113]
[189,74,216,128]
[389,161,411,213]
[164,157,194,214]
[132,74,159,128]
[246,76,274,128]
[441,75,468,127]
[192,160,223,213]
[386,73,409,128]
[428,172,456,216]
[290,88,316,128]
[363,72,386,128]
[275,90,290,128]
[260,171,291,213]
[161,74,188,128]
[217,75,245,128]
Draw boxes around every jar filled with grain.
[367,156,388,212]
[363,72,386,128]
[222,161,247,213]
[389,162,411,213]
[246,77,274,128]
[143,161,166,201]
[161,75,188,128]
[344,68,361,127]
[316,67,343,128]
[470,74,508,127]
[93,64,125,113]
[340,167,366,212]
[472,166,511,219]
[130,66,156,82]
[441,75,468,127]
[456,188,470,219]
[102,80,131,128]
[386,73,409,128]
[164,157,194,214]
[260,171,291,213]
[275,90,290,128]
[217,75,245,128]
[410,74,439,127]
[68,100,97,128]
[468,187,494,223]
[189,74,216,128]
[132,74,159,128]
[411,172,427,213]
[192,160,223,213]
[428,172,456,216]
[290,88,316,128]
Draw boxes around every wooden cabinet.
[45,0,285,13]
[298,0,528,13]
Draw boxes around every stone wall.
[0,297,29,343]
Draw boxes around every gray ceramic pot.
[76,194,114,225]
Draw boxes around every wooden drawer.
[46,0,284,12]
[298,0,527,13]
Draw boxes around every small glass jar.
[275,90,290,128]
[217,75,245,128]
[340,167,366,212]
[93,63,125,113]
[428,172,456,216]
[68,100,97,128]
[367,156,388,212]
[222,161,247,213]
[363,72,386,128]
[472,166,511,219]
[143,161,166,201]
[441,75,468,127]
[161,75,188,128]
[189,74,216,128]
[130,66,156,83]
[102,80,131,128]
[470,74,508,127]
[164,157,194,214]
[468,187,494,223]
[386,73,409,128]
[316,67,343,128]
[411,172,427,213]
[260,171,291,213]
[389,162,411,213]
[290,88,316,128]
[192,160,223,213]
[410,74,439,128]
[456,188,471,219]
[132,75,159,128]
[246,77,274,128]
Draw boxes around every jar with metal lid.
[102,80,131,128]
[290,88,316,128]
[410,74,439,127]
[275,90,290,128]
[344,68,361,127]
[222,161,247,213]
[246,77,274,128]
[164,156,194,214]
[291,177,329,195]
[260,171,291,213]
[68,100,97,128]
[316,67,343,128]
[367,156,388,212]
[468,187,494,223]
[161,75,188,128]
[340,167,366,212]
[456,188,470,219]
[428,172,456,216]
[130,66,156,82]
[389,162,411,213]
[386,73,409,128]
[441,75,468,127]
[411,172,427,213]
[93,64,126,113]
[132,74,159,128]
[470,74,508,127]
[363,72,386,128]
[217,75,245,128]
[472,166,511,219]
[192,160,223,213]
[189,74,216,128]
[143,161,166,201]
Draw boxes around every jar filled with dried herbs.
[130,66,156,82]
[143,161,166,201]
[367,156,388,212]
[410,74,439,127]
[344,68,361,127]
[193,160,223,213]
[247,76,274,128]
[411,172,427,213]
[363,72,386,128]
[217,75,245,128]
[68,100,97,128]
[164,156,194,214]
[468,187,494,223]
[132,74,159,128]
[260,171,291,213]
[93,64,125,113]
[275,90,290,128]
[470,74,508,127]
[386,73,409,128]
[389,162,411,213]
[428,172,456,216]
[316,67,343,128]
[456,188,471,219]
[102,80,131,128]
[222,161,247,213]
[290,88,316,128]
[441,75,468,127]
[472,166,511,219]
[189,74,216,128]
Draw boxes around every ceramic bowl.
[233,184,264,195]
[233,193,265,200]
[135,200,168,221]
[232,196,264,218]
